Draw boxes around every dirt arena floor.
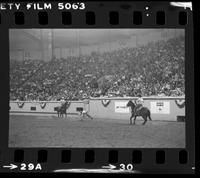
[9,115,185,148]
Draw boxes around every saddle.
[134,105,143,115]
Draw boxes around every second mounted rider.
[134,94,144,115]
[60,97,66,107]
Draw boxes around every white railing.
[10,96,185,103]
[89,96,185,100]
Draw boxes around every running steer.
[126,100,152,125]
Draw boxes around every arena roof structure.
[9,29,184,61]
[10,29,175,50]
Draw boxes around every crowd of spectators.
[10,36,185,101]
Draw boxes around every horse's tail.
[148,109,152,121]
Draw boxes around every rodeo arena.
[9,29,185,148]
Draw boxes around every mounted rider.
[80,94,93,120]
[60,97,66,106]
[134,94,144,115]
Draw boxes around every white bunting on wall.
[40,102,47,109]
[175,100,185,108]
[17,102,25,108]
[101,100,111,107]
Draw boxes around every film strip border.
[0,1,195,174]
[0,2,191,26]
[0,10,188,26]
[0,148,192,173]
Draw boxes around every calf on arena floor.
[79,110,93,120]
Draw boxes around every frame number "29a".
[119,163,134,171]
[20,163,42,171]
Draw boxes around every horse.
[126,100,152,125]
[55,101,70,118]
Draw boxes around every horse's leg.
[64,109,66,118]
[148,115,152,121]
[130,114,133,125]
[133,116,137,125]
[148,111,152,121]
[65,109,67,118]
[63,111,65,118]
[142,116,147,125]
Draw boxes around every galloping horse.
[55,101,70,118]
[126,100,152,125]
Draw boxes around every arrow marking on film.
[3,164,18,170]
[102,164,116,170]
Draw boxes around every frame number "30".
[119,163,134,171]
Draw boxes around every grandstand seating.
[10,36,185,101]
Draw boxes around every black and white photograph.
[9,29,185,148]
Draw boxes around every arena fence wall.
[9,101,84,116]
[9,97,185,121]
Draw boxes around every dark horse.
[126,100,152,125]
[55,101,70,118]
